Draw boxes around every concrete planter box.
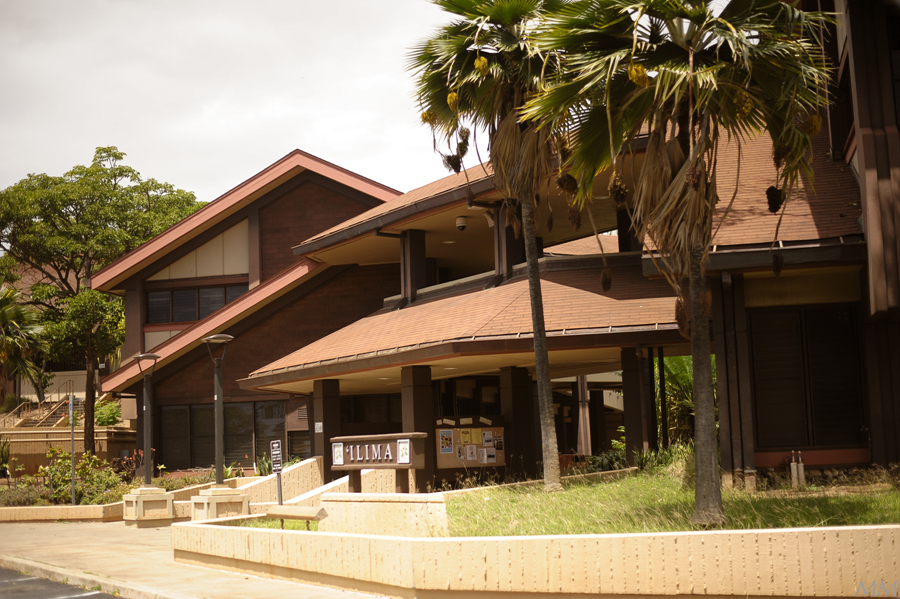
[172,522,900,598]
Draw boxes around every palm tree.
[525,0,831,523]
[409,0,569,490]
[0,286,43,397]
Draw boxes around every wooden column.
[574,376,592,456]
[493,209,526,280]
[589,390,608,454]
[658,347,668,449]
[248,207,261,289]
[312,379,341,482]
[401,229,427,302]
[645,347,659,452]
[401,365,435,492]
[616,209,642,252]
[500,366,539,477]
[733,275,756,473]
[621,347,649,465]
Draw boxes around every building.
[97,0,900,487]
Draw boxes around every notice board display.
[435,415,505,469]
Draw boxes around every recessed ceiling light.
[443,367,458,370]
[443,240,456,244]
[378,377,391,380]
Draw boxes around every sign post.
[69,394,76,505]
[270,439,283,506]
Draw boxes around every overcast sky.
[0,0,465,202]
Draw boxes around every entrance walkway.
[0,521,379,599]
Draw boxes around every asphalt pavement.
[0,521,381,599]
[0,566,117,599]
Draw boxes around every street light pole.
[136,353,160,487]
[202,334,233,486]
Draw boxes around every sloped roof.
[92,149,399,292]
[291,163,494,255]
[712,129,862,247]
[245,256,675,385]
[100,258,323,393]
[546,234,621,256]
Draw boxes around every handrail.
[0,401,32,428]
[34,400,71,427]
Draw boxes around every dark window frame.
[146,283,249,324]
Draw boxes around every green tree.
[410,0,566,490]
[525,0,830,523]
[0,147,203,453]
[0,286,43,396]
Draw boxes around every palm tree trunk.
[688,246,724,525]
[520,196,562,491]
[84,342,96,456]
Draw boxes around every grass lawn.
[447,467,900,537]
[220,517,319,531]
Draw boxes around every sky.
[0,0,465,202]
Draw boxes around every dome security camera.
[456,216,468,231]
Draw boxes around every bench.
[265,505,327,530]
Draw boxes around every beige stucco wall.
[173,523,899,598]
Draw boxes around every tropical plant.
[0,435,10,470]
[660,355,718,443]
[0,286,43,388]
[525,0,831,523]
[0,147,203,455]
[409,0,566,490]
[256,452,273,476]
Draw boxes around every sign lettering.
[270,439,283,474]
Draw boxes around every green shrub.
[1,394,20,414]
[38,447,129,505]
[94,398,121,426]
[0,485,51,507]
[256,452,272,476]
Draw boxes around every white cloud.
[0,0,461,201]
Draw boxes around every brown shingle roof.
[295,163,494,252]
[249,258,674,379]
[546,234,621,256]
[712,129,862,247]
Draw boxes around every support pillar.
[622,347,649,466]
[500,366,539,477]
[574,376,591,456]
[401,366,435,492]
[589,390,607,454]
[313,379,341,482]
[658,346,668,449]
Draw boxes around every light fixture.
[202,334,234,485]
[135,353,161,486]
[443,240,456,244]
[378,377,391,381]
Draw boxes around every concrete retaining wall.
[320,493,449,537]
[236,458,323,504]
[0,501,123,522]
[172,523,900,598]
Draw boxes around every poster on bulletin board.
[435,416,505,469]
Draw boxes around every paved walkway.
[0,521,381,599]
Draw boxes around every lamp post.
[135,353,161,487]
[202,334,233,486]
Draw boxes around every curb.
[0,554,197,599]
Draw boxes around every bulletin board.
[435,415,506,469]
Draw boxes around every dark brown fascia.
[641,236,867,277]
[291,176,498,257]
[237,325,685,391]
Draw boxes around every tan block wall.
[0,502,123,523]
[235,458,323,504]
[360,469,397,493]
[319,493,449,537]
[172,523,900,597]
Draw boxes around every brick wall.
[154,263,400,404]
[259,181,370,281]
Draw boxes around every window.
[749,304,865,450]
[146,284,249,324]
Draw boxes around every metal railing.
[0,380,77,428]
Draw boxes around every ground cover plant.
[219,517,319,532]
[447,446,900,536]
[0,447,247,506]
